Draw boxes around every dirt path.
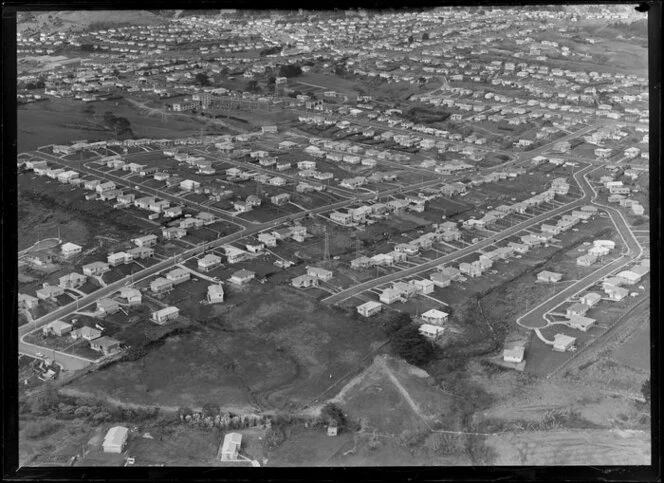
[377,357,427,425]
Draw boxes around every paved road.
[322,164,596,305]
[19,342,94,372]
[516,168,643,329]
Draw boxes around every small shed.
[103,426,129,453]
[552,333,576,352]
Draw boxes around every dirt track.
[487,429,650,465]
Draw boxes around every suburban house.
[430,271,454,288]
[96,298,120,315]
[537,271,562,283]
[107,251,133,266]
[356,301,383,317]
[617,267,648,285]
[82,261,110,277]
[421,309,449,326]
[118,287,142,305]
[605,284,629,301]
[198,254,222,272]
[419,324,445,340]
[566,302,590,318]
[152,306,180,325]
[567,314,596,332]
[306,266,333,281]
[42,320,73,337]
[71,326,101,341]
[58,272,87,289]
[576,253,597,267]
[162,227,187,240]
[224,245,250,264]
[220,432,242,461]
[90,336,123,355]
[128,246,154,260]
[61,242,83,257]
[503,346,525,364]
[132,234,158,247]
[228,269,255,285]
[291,274,319,288]
[166,268,190,285]
[150,277,174,294]
[410,279,434,294]
[271,193,291,205]
[207,284,225,304]
[257,233,278,247]
[103,426,129,454]
[580,292,602,307]
[379,287,406,305]
[18,293,39,310]
[552,333,576,352]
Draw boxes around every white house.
[421,309,449,326]
[419,324,445,340]
[152,306,179,324]
[357,301,383,317]
[220,432,242,461]
[103,426,129,454]
[198,254,222,272]
[207,284,225,304]
[61,242,82,258]
[503,346,525,364]
[552,333,576,352]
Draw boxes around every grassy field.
[67,285,386,412]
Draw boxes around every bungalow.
[566,302,590,318]
[430,271,453,288]
[580,292,602,307]
[96,181,116,193]
[379,287,406,305]
[127,246,154,260]
[198,254,222,272]
[152,306,180,325]
[43,320,73,337]
[357,301,383,318]
[257,233,278,247]
[245,242,265,253]
[97,298,120,315]
[552,333,576,352]
[132,234,158,247]
[459,262,481,278]
[61,242,83,258]
[395,243,419,256]
[330,211,353,225]
[350,256,372,270]
[616,269,644,285]
[224,245,250,264]
[82,261,110,277]
[18,293,39,310]
[162,227,187,240]
[503,346,525,364]
[537,270,562,283]
[90,336,123,355]
[150,277,173,294]
[271,193,291,205]
[588,245,610,257]
[306,266,333,281]
[567,314,596,332]
[118,286,142,305]
[419,324,445,340]
[540,224,561,236]
[410,279,434,294]
[180,179,201,191]
[605,285,629,301]
[71,326,101,341]
[107,251,133,266]
[421,308,449,326]
[57,271,87,290]
[166,268,190,285]
[207,284,225,304]
[228,269,255,285]
[371,253,395,266]
[291,274,319,288]
[576,253,597,267]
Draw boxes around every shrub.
[23,420,62,439]
[390,324,435,367]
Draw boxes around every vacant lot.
[67,285,386,412]
[486,429,650,465]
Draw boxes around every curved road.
[516,169,643,330]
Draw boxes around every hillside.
[17,10,165,35]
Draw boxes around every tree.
[320,403,347,429]
[408,35,414,43]
[422,32,430,40]
[385,312,411,336]
[278,64,303,78]
[641,379,650,403]
[390,324,435,366]
[267,76,276,86]
[246,80,261,93]
[195,72,211,86]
